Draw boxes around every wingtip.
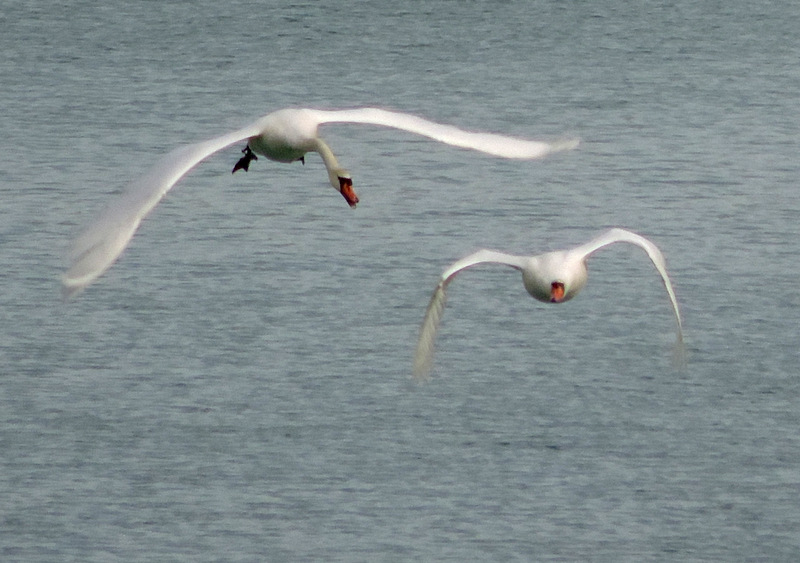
[412,359,433,383]
[60,277,85,302]
[550,137,580,154]
[671,332,688,371]
[411,283,449,383]
[412,335,434,382]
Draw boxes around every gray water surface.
[2,1,799,560]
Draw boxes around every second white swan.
[413,228,684,380]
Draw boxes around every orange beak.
[339,177,359,208]
[550,282,565,303]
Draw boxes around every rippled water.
[2,1,800,560]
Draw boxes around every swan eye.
[550,282,565,303]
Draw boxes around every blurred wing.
[307,108,579,159]
[573,228,683,344]
[413,250,526,380]
[62,122,263,299]
[413,282,449,381]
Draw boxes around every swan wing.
[306,108,579,159]
[62,122,263,299]
[414,250,526,380]
[572,228,684,346]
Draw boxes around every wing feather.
[308,108,579,159]
[413,250,526,380]
[62,123,262,299]
[573,228,684,350]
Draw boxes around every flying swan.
[413,228,684,379]
[62,107,578,299]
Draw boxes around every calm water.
[2,1,800,560]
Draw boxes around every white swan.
[413,228,684,380]
[62,107,578,299]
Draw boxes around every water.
[2,0,800,560]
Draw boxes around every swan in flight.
[413,228,684,380]
[62,107,578,299]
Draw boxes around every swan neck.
[314,138,346,186]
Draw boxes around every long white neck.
[313,138,350,188]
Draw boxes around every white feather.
[63,108,577,299]
[413,229,683,379]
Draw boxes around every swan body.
[62,107,578,299]
[413,228,684,379]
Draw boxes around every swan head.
[523,274,582,304]
[335,173,359,208]
[522,252,588,304]
[549,281,566,303]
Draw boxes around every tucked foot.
[339,177,359,208]
[232,146,258,173]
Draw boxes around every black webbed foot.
[232,146,258,173]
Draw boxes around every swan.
[62,107,579,299]
[413,228,684,380]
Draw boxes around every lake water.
[2,0,800,560]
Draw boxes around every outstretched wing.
[572,228,684,348]
[62,122,263,299]
[413,250,526,380]
[307,108,579,160]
